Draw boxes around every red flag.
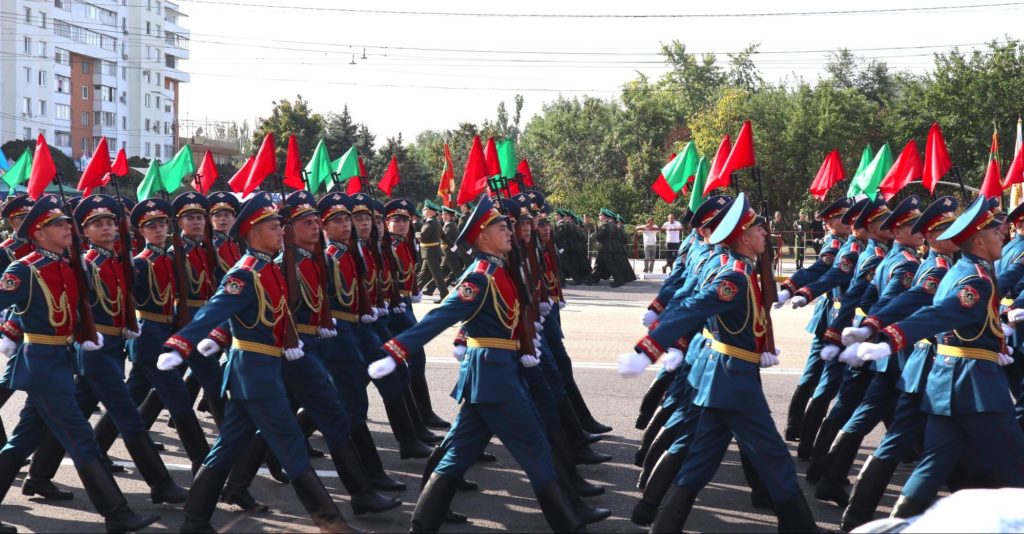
[718,121,755,186]
[651,153,678,203]
[244,133,277,196]
[981,130,1004,200]
[196,150,219,194]
[878,140,923,201]
[378,155,401,197]
[437,143,455,207]
[1005,143,1024,189]
[702,135,734,196]
[456,136,488,205]
[346,156,366,195]
[282,135,304,190]
[27,134,57,200]
[809,150,846,201]
[483,137,501,179]
[111,148,130,176]
[922,123,952,194]
[77,137,113,196]
[517,159,534,187]
[228,157,255,193]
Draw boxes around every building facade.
[0,0,189,164]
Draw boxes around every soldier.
[0,195,159,533]
[208,191,243,278]
[587,209,629,287]
[0,194,34,448]
[367,194,585,533]
[440,206,462,286]
[858,196,1024,518]
[158,192,352,532]
[417,200,448,302]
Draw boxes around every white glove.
[539,300,552,317]
[450,245,458,252]
[534,321,543,333]
[411,292,423,304]
[791,296,808,309]
[520,353,541,367]
[760,348,781,368]
[399,302,407,313]
[663,348,684,372]
[839,343,865,367]
[81,332,104,352]
[122,327,141,340]
[998,352,1015,367]
[368,356,398,379]
[1003,323,1015,339]
[453,344,467,362]
[1010,308,1024,325]
[374,307,388,318]
[618,351,651,378]
[360,309,377,323]
[774,289,791,309]
[558,300,567,310]
[197,338,221,357]
[820,344,841,362]
[390,305,403,315]
[284,339,305,361]
[857,342,892,362]
[157,350,183,371]
[842,326,873,346]
[0,335,17,357]
[642,309,658,328]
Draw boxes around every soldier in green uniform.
[440,206,462,286]
[417,200,447,303]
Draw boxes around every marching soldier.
[417,200,448,302]
[440,206,462,286]
[587,209,629,287]
[0,194,34,448]
[208,191,243,279]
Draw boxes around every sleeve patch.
[957,285,979,308]
[456,281,480,302]
[921,276,940,294]
[900,271,913,288]
[821,253,835,265]
[223,276,246,295]
[0,273,19,292]
[839,257,854,273]
[716,280,738,302]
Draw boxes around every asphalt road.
[0,278,911,533]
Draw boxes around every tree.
[323,105,360,157]
[251,95,324,168]
[1,139,79,188]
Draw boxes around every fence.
[624,229,825,277]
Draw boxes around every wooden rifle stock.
[280,207,300,350]
[758,223,777,354]
[169,229,190,331]
[314,229,334,329]
[368,226,388,310]
[381,230,405,310]
[117,215,140,332]
[69,217,98,344]
[350,234,374,317]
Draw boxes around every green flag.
[2,151,32,189]
[137,160,164,200]
[847,145,875,197]
[159,145,196,194]
[304,139,332,193]
[664,142,701,192]
[329,147,360,191]
[853,143,893,200]
[688,157,712,212]
[497,140,517,179]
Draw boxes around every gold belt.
[24,333,72,346]
[400,290,412,297]
[710,339,761,364]
[856,307,866,317]
[466,337,519,350]
[176,298,208,308]
[1002,298,1015,307]
[420,242,440,247]
[95,324,123,337]
[702,328,713,338]
[834,301,842,309]
[296,324,318,335]
[331,310,358,323]
[136,311,173,324]
[936,345,999,363]
[231,339,281,357]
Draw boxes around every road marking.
[425,357,802,374]
[59,458,344,478]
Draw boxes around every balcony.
[164,32,190,60]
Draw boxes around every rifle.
[330,173,373,317]
[53,173,98,344]
[276,176,300,350]
[300,170,336,330]
[360,177,392,311]
[489,175,536,357]
[164,192,191,331]
[751,167,776,354]
[109,171,139,333]
[193,173,220,286]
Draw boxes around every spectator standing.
[660,214,683,273]
[792,211,810,269]
[637,218,659,273]
[769,210,790,270]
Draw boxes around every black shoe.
[631,499,659,527]
[417,431,443,445]
[774,494,819,532]
[100,452,124,474]
[351,423,406,492]
[330,442,402,516]
[150,477,188,505]
[571,472,604,498]
[784,427,801,442]
[221,487,270,513]
[77,459,161,533]
[458,478,478,491]
[574,445,612,465]
[307,442,325,459]
[575,500,611,525]
[420,412,451,430]
[476,452,497,463]
[266,454,290,484]
[443,510,468,524]
[290,468,352,531]
[535,481,586,533]
[581,421,613,435]
[368,472,406,492]
[182,466,230,533]
[22,478,74,500]
[399,440,433,460]
[121,432,186,505]
[841,455,898,532]
[582,432,602,445]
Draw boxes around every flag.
[1006,119,1024,196]
[497,140,518,180]
[378,155,401,197]
[651,153,678,203]
[195,150,218,194]
[304,139,332,194]
[483,137,502,180]
[878,140,923,201]
[227,157,255,193]
[282,135,304,190]
[347,155,367,195]
[77,137,113,196]
[922,123,952,194]
[136,160,164,200]
[689,158,712,212]
[437,143,455,207]
[851,143,893,200]
[244,133,277,196]
[27,134,57,200]
[2,150,32,189]
[0,148,10,174]
[980,129,1003,200]
[718,120,755,182]
[702,134,734,196]
[809,150,846,201]
[111,148,129,176]
[330,147,360,192]
[159,144,196,194]
[847,145,874,196]
[663,142,700,192]
[457,136,489,205]
[517,159,534,187]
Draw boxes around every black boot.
[350,423,405,491]
[632,450,684,526]
[383,397,432,459]
[477,451,497,463]
[181,465,229,533]
[558,399,611,465]
[815,431,865,507]
[649,485,697,533]
[636,369,675,430]
[890,495,930,519]
[535,480,587,533]
[0,450,25,502]
[171,411,210,473]
[410,373,450,429]
[638,425,679,490]
[404,390,442,444]
[740,449,773,510]
[411,474,460,533]
[23,432,73,500]
[92,412,120,453]
[785,381,815,441]
[774,493,818,533]
[419,446,467,522]
[291,468,353,532]
[137,389,166,432]
[295,410,325,459]
[636,404,671,466]
[265,453,290,484]
[553,453,609,525]
[841,455,898,532]
[805,418,841,483]
[551,430,604,498]
[77,459,160,533]
[121,432,188,504]
[331,441,402,515]
[219,436,271,512]
[797,396,830,460]
[565,380,611,434]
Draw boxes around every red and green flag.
[303,139,332,194]
[847,145,875,197]
[980,129,1004,200]
[136,160,164,200]
[651,152,678,203]
[851,143,893,199]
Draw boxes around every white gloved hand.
[760,348,782,368]
[998,352,1015,367]
[839,343,865,367]
[539,300,552,317]
[1002,323,1015,339]
[791,296,808,309]
[453,344,467,362]
[663,348,684,372]
[857,342,892,362]
[559,300,567,310]
[450,245,458,252]
[520,353,541,367]
[81,332,104,352]
[284,339,305,361]
[399,302,407,313]
[774,289,792,309]
[157,350,183,371]
[411,292,423,304]
[842,326,873,346]
[197,338,221,357]
[534,321,543,333]
[618,351,651,378]
[121,327,142,340]
[642,309,659,328]
[368,356,398,379]
[0,335,17,357]
[360,308,378,323]
[1009,308,1024,324]
[390,305,402,315]
[319,318,338,339]
[820,344,841,362]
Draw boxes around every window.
[38,101,46,117]
[102,86,114,102]
[85,5,98,19]
[145,94,151,108]
[24,7,31,23]
[55,131,71,146]
[40,13,47,29]
[166,55,177,69]
[145,118,151,130]
[145,143,151,157]
[38,70,47,86]
[121,141,126,151]
[24,67,31,83]
[155,1,161,15]
[146,21,151,35]
[23,128,32,140]
[54,0,69,10]
[82,60,90,74]
[156,73,161,86]
[146,46,153,60]
[81,112,90,126]
[36,41,46,57]
[155,144,162,158]
[54,48,69,65]
[95,112,115,127]
[55,75,70,94]
[23,36,31,54]
[122,116,127,129]
[100,61,116,76]
[22,98,32,116]
[82,137,89,152]
[56,104,70,121]
[143,70,151,84]
[121,66,127,80]
[155,96,161,109]
[81,85,89,99]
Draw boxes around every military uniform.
[416,201,447,298]
[587,209,630,287]
[440,207,462,285]
[0,194,34,449]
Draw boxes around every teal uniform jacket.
[863,243,920,374]
[781,233,844,336]
[822,239,888,346]
[794,236,863,336]
[995,235,1024,351]
[879,253,1011,415]
[650,230,699,312]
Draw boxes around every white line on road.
[425,357,802,374]
[60,458,344,478]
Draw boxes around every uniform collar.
[927,249,953,262]
[476,252,505,267]
[181,233,201,247]
[37,247,64,262]
[961,251,993,271]
[249,250,275,263]
[727,249,755,267]
[328,239,348,253]
[90,245,114,257]
[145,243,166,255]
[294,246,312,259]
[213,230,230,240]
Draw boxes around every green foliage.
[1,139,79,188]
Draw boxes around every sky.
[176,0,1024,143]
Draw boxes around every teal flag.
[2,151,32,189]
[329,147,360,191]
[853,144,893,200]
[159,145,196,194]
[304,139,332,193]
[847,145,875,197]
[137,160,164,200]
